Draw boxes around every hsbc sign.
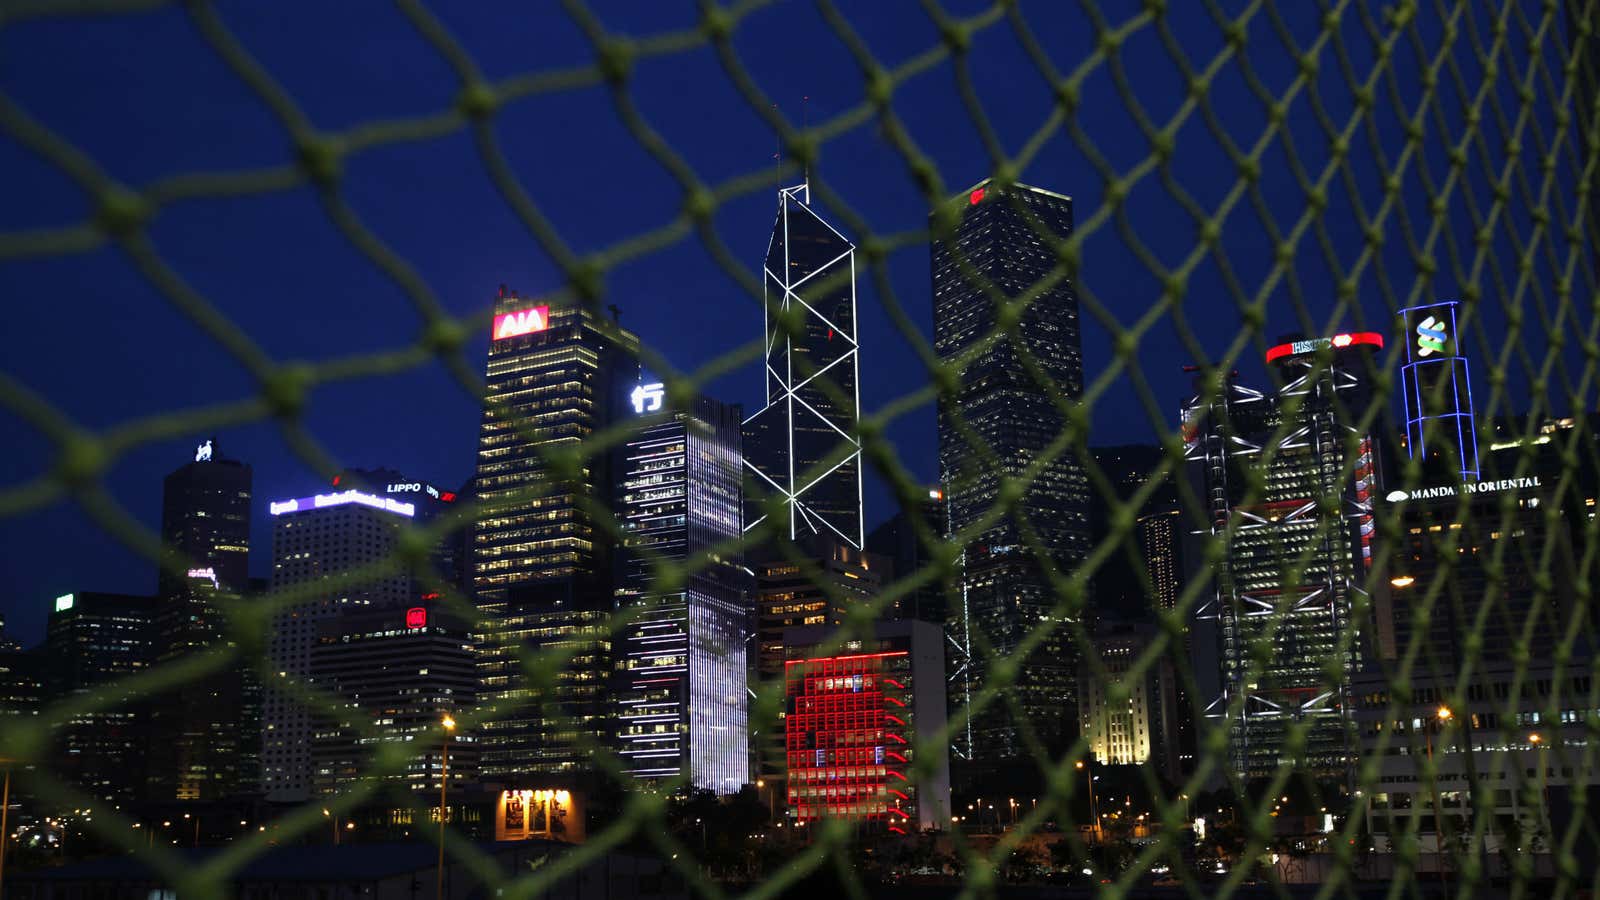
[493,306,550,340]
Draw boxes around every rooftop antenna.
[608,303,621,324]
[801,95,811,204]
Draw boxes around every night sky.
[0,2,1573,644]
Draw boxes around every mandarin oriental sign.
[1384,475,1540,502]
[492,306,550,340]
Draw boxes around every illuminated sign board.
[969,187,986,205]
[268,490,415,518]
[1401,303,1458,362]
[54,593,74,613]
[1383,475,1540,502]
[405,607,427,629]
[1415,315,1448,357]
[1265,332,1384,363]
[492,306,550,340]
[195,440,212,462]
[630,382,665,414]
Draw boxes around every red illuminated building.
[782,621,950,832]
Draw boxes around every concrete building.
[1353,660,1598,874]
[263,487,416,802]
[309,603,478,797]
[1078,624,1182,780]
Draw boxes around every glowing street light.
[438,713,457,900]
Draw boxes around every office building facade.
[612,393,748,793]
[309,603,478,796]
[1078,624,1183,780]
[1181,332,1383,780]
[263,488,416,802]
[472,291,640,780]
[782,620,951,832]
[932,179,1091,775]
[45,591,157,808]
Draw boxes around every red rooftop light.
[1265,331,1383,363]
[970,187,986,205]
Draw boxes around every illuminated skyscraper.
[472,291,639,779]
[145,440,257,803]
[743,184,863,550]
[1182,332,1383,780]
[612,391,748,793]
[262,488,416,802]
[932,179,1090,779]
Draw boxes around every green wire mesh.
[1,0,1599,898]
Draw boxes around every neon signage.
[405,607,427,629]
[1265,331,1383,363]
[54,593,74,613]
[268,490,415,518]
[492,306,550,340]
[1416,315,1448,357]
[630,382,665,414]
[969,187,985,205]
[195,440,212,462]
[1384,475,1540,502]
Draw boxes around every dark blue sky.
[0,2,1578,644]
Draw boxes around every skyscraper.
[932,179,1090,779]
[45,591,157,808]
[742,184,863,550]
[309,602,478,797]
[145,440,257,803]
[262,487,416,802]
[1181,331,1383,780]
[612,391,748,793]
[472,292,640,780]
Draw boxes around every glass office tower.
[931,179,1090,779]
[472,290,640,779]
[613,392,748,793]
[742,184,864,550]
[1182,332,1383,780]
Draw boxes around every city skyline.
[0,2,1593,893]
[1,3,1563,645]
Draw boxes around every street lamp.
[1075,761,1101,843]
[1425,707,1452,885]
[438,714,456,900]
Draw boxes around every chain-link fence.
[2,0,1599,897]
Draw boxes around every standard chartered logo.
[1416,315,1447,357]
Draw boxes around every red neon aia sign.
[492,306,550,340]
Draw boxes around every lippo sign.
[493,306,550,340]
[1384,475,1541,502]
